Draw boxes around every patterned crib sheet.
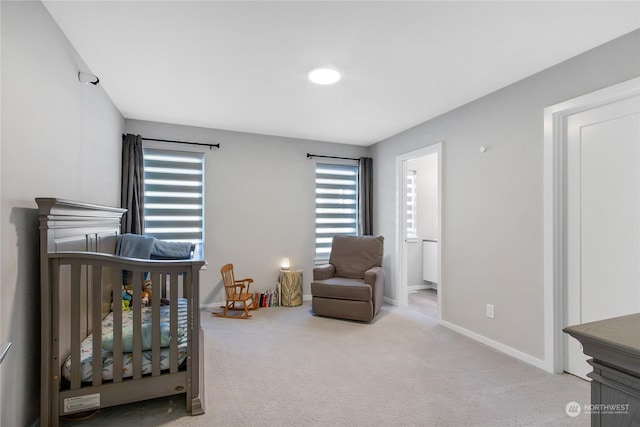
[61,298,188,383]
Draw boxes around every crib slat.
[185,267,192,358]
[111,267,123,383]
[50,260,61,423]
[151,272,161,376]
[185,267,194,411]
[132,271,143,380]
[189,265,200,408]
[170,272,179,373]
[70,264,82,390]
[91,265,103,386]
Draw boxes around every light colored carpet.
[409,288,438,317]
[61,302,590,426]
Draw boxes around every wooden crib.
[37,198,205,426]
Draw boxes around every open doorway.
[396,143,442,320]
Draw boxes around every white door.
[565,94,640,379]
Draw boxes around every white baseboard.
[439,319,548,371]
[383,296,397,305]
[201,294,312,310]
[408,284,431,292]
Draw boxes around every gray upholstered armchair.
[311,235,384,322]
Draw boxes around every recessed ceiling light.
[308,67,341,85]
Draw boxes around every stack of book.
[253,289,279,307]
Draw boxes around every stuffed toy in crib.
[122,287,133,311]
[111,279,154,310]
[141,290,152,307]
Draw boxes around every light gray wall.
[370,29,640,361]
[125,120,368,305]
[0,2,124,425]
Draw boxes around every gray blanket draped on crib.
[116,234,194,260]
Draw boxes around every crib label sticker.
[64,393,100,413]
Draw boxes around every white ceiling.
[43,1,640,146]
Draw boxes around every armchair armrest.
[313,264,336,281]
[364,266,383,286]
[364,266,384,314]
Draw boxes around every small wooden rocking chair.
[212,263,257,319]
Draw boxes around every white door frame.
[543,77,640,373]
[395,142,443,317]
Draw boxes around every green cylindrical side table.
[279,268,303,307]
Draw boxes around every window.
[143,148,204,251]
[314,163,359,260]
[407,170,418,238]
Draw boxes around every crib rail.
[45,251,204,423]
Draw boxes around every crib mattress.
[61,298,188,383]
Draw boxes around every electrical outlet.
[486,304,495,319]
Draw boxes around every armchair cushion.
[311,278,371,302]
[329,235,384,279]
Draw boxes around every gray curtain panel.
[358,157,373,235]
[121,134,144,234]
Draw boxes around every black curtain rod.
[142,137,220,150]
[307,153,360,162]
